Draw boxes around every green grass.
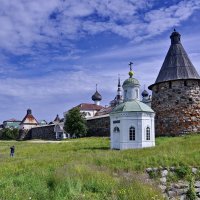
[0,135,200,199]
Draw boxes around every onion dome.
[91,84,102,101]
[142,89,149,97]
[122,62,140,87]
[92,91,102,101]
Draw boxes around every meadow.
[0,135,200,200]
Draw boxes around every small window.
[184,80,187,86]
[169,81,172,89]
[146,127,150,140]
[129,126,135,141]
[135,89,139,98]
[113,127,120,133]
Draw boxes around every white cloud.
[0,0,200,122]
[0,0,199,54]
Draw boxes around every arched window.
[129,127,135,141]
[146,127,150,140]
[113,127,120,133]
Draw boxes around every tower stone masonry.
[149,30,200,136]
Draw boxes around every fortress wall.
[86,115,110,137]
[31,125,56,140]
[151,79,200,136]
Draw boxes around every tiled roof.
[95,106,113,116]
[4,118,21,122]
[76,103,104,111]
[149,30,200,89]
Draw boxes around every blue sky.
[0,0,200,122]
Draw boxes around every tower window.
[146,127,150,140]
[129,126,135,140]
[113,127,120,133]
[184,80,187,86]
[169,81,172,89]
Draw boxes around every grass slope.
[0,135,200,200]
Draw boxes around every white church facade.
[110,64,155,150]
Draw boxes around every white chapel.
[110,63,155,150]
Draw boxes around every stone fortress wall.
[151,79,200,136]
[86,115,110,137]
[31,125,56,140]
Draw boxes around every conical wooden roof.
[149,30,200,89]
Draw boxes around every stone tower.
[148,30,200,136]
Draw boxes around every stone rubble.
[146,167,200,200]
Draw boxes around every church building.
[149,30,200,136]
[19,109,38,130]
[110,64,155,150]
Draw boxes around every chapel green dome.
[111,100,154,113]
[122,77,140,87]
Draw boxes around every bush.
[0,128,19,140]
[175,166,191,179]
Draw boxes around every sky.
[0,0,200,123]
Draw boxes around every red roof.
[76,103,104,111]
[4,118,21,122]
[95,106,113,116]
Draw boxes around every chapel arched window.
[129,126,135,141]
[146,127,150,140]
[113,127,120,133]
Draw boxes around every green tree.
[64,107,88,137]
[0,128,19,140]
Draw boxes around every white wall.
[110,112,155,150]
[123,86,140,101]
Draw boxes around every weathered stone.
[192,167,198,174]
[180,195,187,200]
[153,167,158,172]
[161,169,168,177]
[146,168,153,173]
[177,181,189,188]
[195,181,200,188]
[151,80,200,136]
[167,190,177,198]
[87,116,110,136]
[160,177,167,184]
[176,188,188,195]
[195,188,200,193]
[159,185,167,193]
[31,125,56,140]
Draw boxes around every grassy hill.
[0,135,200,200]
